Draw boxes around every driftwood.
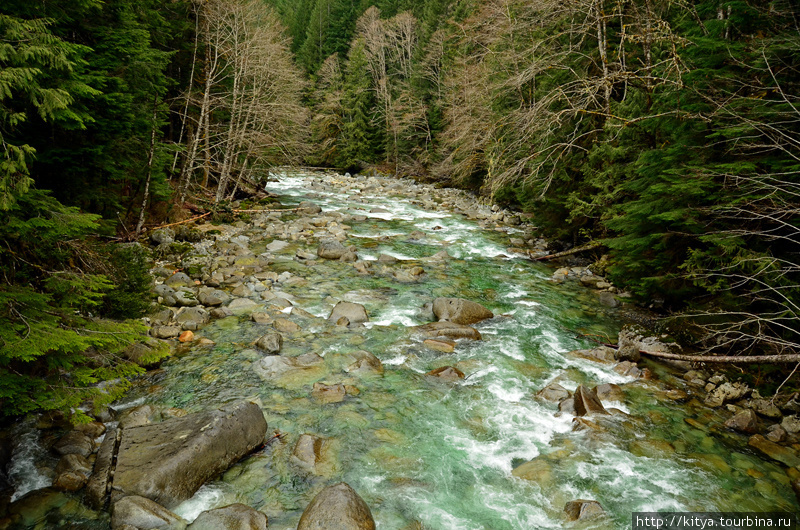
[532,241,602,261]
[639,349,800,364]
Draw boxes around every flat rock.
[253,353,324,380]
[187,504,268,530]
[297,482,375,530]
[412,321,481,340]
[748,434,800,467]
[111,495,185,530]
[227,298,260,312]
[273,318,301,333]
[312,383,347,404]
[112,401,266,508]
[423,338,455,353]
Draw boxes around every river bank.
[2,170,798,529]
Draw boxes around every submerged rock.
[345,350,383,376]
[748,434,800,467]
[187,504,268,530]
[432,297,493,325]
[297,482,375,530]
[564,499,605,521]
[112,401,266,508]
[426,366,465,381]
[312,382,347,404]
[413,321,482,340]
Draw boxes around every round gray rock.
[432,298,493,325]
[297,482,375,530]
[328,302,369,325]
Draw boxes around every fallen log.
[532,241,602,261]
[639,349,800,364]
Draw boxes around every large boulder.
[297,482,375,530]
[187,504,268,530]
[328,302,369,325]
[111,495,185,530]
[432,298,493,325]
[112,401,266,509]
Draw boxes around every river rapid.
[5,171,797,529]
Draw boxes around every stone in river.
[432,297,493,325]
[425,366,465,381]
[573,385,609,416]
[112,401,266,508]
[748,434,800,468]
[255,332,282,354]
[328,301,369,325]
[317,239,348,259]
[297,482,375,530]
[564,499,605,521]
[413,321,481,340]
[187,504,268,530]
[724,409,760,434]
[312,382,347,404]
[111,495,185,530]
[536,382,571,403]
[423,338,456,353]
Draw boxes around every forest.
[0,0,798,419]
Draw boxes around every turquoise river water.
[7,172,797,529]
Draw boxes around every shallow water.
[9,172,796,529]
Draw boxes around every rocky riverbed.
[2,170,799,529]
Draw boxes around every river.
[6,171,797,529]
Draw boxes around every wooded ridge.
[0,0,797,419]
